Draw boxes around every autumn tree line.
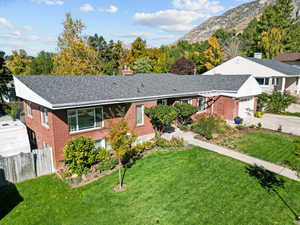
[1,0,300,79]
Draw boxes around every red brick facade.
[24,96,241,169]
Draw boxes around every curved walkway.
[163,130,300,182]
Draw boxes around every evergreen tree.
[132,56,152,73]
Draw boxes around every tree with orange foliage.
[203,36,223,70]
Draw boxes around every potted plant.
[255,111,263,118]
[234,116,243,125]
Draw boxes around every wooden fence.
[0,148,55,187]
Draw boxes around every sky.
[0,0,252,56]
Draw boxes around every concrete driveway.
[245,113,300,136]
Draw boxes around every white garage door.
[238,97,254,118]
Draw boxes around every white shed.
[0,120,31,157]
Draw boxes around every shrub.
[155,134,185,148]
[174,103,198,125]
[96,159,118,172]
[191,115,232,140]
[258,91,295,113]
[64,136,98,175]
[145,105,178,134]
[134,141,154,154]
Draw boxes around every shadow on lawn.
[246,165,300,221]
[0,168,23,220]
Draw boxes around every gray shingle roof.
[16,74,250,108]
[243,57,300,76]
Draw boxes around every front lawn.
[218,131,299,170]
[1,147,300,225]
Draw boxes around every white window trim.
[162,99,168,105]
[136,105,144,127]
[256,77,270,87]
[67,106,104,133]
[40,107,49,128]
[27,102,33,118]
[198,97,207,112]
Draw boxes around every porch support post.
[297,77,300,95]
[281,77,286,94]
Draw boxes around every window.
[67,107,103,132]
[95,139,106,149]
[40,107,49,127]
[181,98,192,105]
[198,97,207,112]
[136,105,144,126]
[157,99,169,105]
[272,77,279,86]
[43,142,50,149]
[27,102,33,118]
[256,77,270,86]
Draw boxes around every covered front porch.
[257,76,300,96]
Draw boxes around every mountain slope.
[180,0,300,43]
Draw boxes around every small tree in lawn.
[145,104,178,134]
[170,57,195,75]
[108,119,136,190]
[174,103,198,125]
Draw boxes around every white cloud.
[80,3,94,12]
[113,32,175,40]
[99,5,118,13]
[133,10,207,32]
[23,25,33,31]
[0,31,41,41]
[32,0,64,5]
[0,18,13,29]
[172,0,224,13]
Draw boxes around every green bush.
[258,91,295,113]
[155,134,185,148]
[191,115,232,140]
[134,141,154,154]
[174,103,198,125]
[96,158,118,172]
[145,105,178,134]
[64,136,98,175]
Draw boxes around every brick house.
[14,74,261,169]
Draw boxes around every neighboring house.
[14,74,261,168]
[0,120,31,157]
[204,56,300,96]
[1,81,16,104]
[275,53,300,66]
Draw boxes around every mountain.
[180,0,300,43]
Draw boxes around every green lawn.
[218,131,299,170]
[1,147,300,225]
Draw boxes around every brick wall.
[25,101,157,168]
[24,96,240,168]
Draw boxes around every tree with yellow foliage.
[53,13,102,75]
[5,49,32,75]
[260,28,284,59]
[203,36,223,70]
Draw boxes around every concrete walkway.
[163,130,300,182]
